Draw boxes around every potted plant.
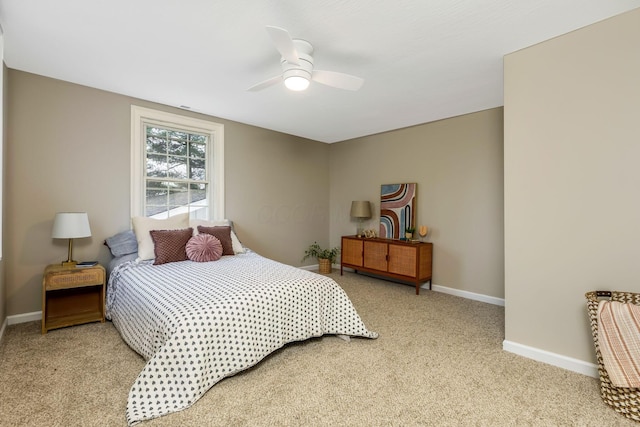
[405,226,416,240]
[302,242,340,274]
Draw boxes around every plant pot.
[318,258,332,274]
[405,232,413,240]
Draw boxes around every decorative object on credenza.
[51,212,92,268]
[302,241,340,274]
[363,229,377,239]
[380,183,416,239]
[350,201,372,237]
[405,226,416,240]
[419,225,429,241]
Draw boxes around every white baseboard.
[341,267,505,306]
[300,263,340,272]
[7,311,42,325]
[503,340,599,378]
[431,284,505,307]
[0,311,41,345]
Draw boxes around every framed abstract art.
[379,183,416,239]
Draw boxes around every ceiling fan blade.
[247,75,282,92]
[312,70,364,91]
[265,26,300,65]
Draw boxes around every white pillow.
[132,213,190,260]
[189,219,245,254]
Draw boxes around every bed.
[104,217,378,425]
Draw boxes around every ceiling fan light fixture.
[248,26,363,93]
[284,75,310,91]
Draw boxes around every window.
[131,106,224,220]
[144,126,209,218]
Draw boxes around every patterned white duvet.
[106,251,378,425]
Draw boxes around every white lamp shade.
[52,212,92,239]
[350,201,372,219]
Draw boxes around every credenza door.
[341,237,363,267]
[388,244,417,277]
[363,240,388,271]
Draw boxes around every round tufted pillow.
[186,233,223,262]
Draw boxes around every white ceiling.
[1,1,639,143]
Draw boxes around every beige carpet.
[0,271,634,426]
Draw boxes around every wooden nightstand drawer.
[45,268,104,290]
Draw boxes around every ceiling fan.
[248,26,364,92]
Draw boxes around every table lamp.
[52,212,92,268]
[350,201,371,237]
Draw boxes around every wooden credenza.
[341,235,432,295]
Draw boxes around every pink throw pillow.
[186,234,223,262]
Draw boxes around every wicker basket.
[318,258,332,274]
[585,290,640,422]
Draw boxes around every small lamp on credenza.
[350,201,371,237]
[52,212,92,268]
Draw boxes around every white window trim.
[0,26,4,260]
[130,105,224,219]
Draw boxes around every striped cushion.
[150,228,193,265]
[598,300,640,387]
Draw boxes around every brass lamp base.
[61,238,77,269]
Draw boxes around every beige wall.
[504,8,640,362]
[5,70,329,316]
[1,64,8,327]
[329,108,505,298]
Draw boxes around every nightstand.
[41,263,106,334]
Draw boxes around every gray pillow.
[105,230,138,257]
